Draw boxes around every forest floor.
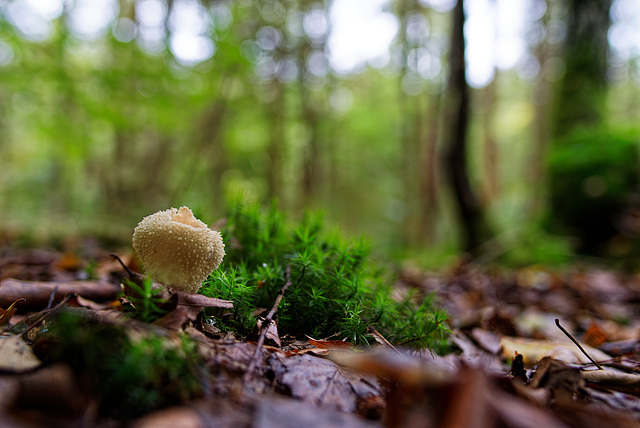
[1,241,640,428]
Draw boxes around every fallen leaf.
[0,298,25,325]
[307,336,353,350]
[254,396,380,428]
[581,367,640,394]
[471,328,502,354]
[154,305,202,330]
[131,407,204,428]
[598,339,640,356]
[15,363,87,415]
[0,336,41,372]
[71,295,117,311]
[131,399,252,428]
[329,349,453,385]
[284,348,331,357]
[152,292,234,330]
[501,336,611,366]
[269,353,381,413]
[257,318,281,347]
[529,357,584,404]
[584,322,608,347]
[174,291,234,309]
[52,253,85,272]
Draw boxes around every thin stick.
[367,326,402,355]
[555,319,603,370]
[46,286,59,310]
[110,253,138,278]
[243,265,301,383]
[16,294,76,337]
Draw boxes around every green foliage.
[45,310,203,419]
[123,277,170,323]
[201,199,449,350]
[477,225,575,268]
[547,126,640,254]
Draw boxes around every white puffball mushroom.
[132,206,225,293]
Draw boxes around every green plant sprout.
[201,198,449,351]
[123,277,169,322]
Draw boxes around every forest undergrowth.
[0,202,640,427]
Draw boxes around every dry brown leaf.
[307,336,353,350]
[471,328,503,354]
[52,253,85,272]
[582,367,640,393]
[151,291,233,330]
[15,363,87,415]
[284,348,331,357]
[584,322,608,347]
[0,335,41,372]
[174,291,233,308]
[153,305,202,330]
[131,407,204,428]
[72,295,117,311]
[269,353,381,414]
[254,396,379,428]
[329,349,454,385]
[256,318,281,347]
[501,336,611,366]
[0,298,25,325]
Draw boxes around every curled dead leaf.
[500,336,611,366]
[306,336,353,350]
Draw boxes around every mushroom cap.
[132,207,225,293]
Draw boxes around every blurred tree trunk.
[300,83,321,207]
[418,94,441,243]
[481,75,499,205]
[552,0,611,138]
[397,0,419,245]
[527,3,554,219]
[547,0,624,254]
[442,0,492,254]
[297,0,329,209]
[170,74,231,203]
[396,0,440,245]
[267,80,285,202]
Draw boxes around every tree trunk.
[267,79,285,202]
[442,0,491,254]
[547,0,625,255]
[552,0,611,138]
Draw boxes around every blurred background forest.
[1,0,640,266]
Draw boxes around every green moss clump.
[201,199,449,350]
[43,310,203,419]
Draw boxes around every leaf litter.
[0,246,640,426]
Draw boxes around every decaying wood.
[0,279,120,309]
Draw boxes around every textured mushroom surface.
[132,207,225,293]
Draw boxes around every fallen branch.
[0,279,120,309]
[243,265,302,383]
[0,293,76,337]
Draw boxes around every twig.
[555,319,603,370]
[46,286,59,310]
[367,326,402,355]
[0,293,77,337]
[110,253,138,279]
[243,265,302,383]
